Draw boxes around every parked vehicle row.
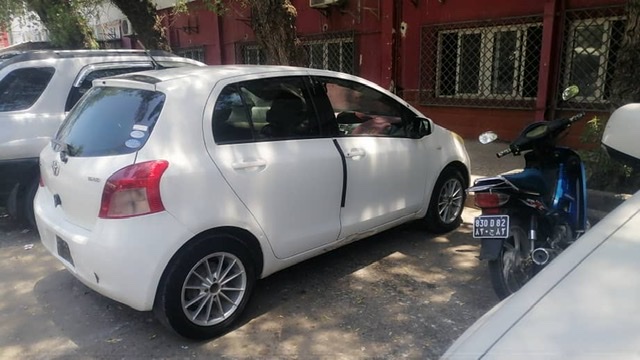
[34,65,470,339]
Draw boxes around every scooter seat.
[501,168,549,195]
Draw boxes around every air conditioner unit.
[309,0,343,9]
[120,19,134,37]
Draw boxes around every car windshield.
[55,86,165,157]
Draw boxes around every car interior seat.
[261,90,307,139]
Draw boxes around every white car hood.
[443,190,640,360]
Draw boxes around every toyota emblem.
[52,160,60,176]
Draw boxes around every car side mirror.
[410,116,432,138]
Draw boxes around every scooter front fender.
[479,238,503,260]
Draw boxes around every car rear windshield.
[55,86,165,157]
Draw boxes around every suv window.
[65,66,152,111]
[212,77,321,144]
[0,67,55,111]
[316,77,411,137]
[55,87,165,157]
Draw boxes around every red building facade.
[161,0,627,145]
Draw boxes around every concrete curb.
[465,189,630,224]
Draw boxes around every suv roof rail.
[0,49,177,68]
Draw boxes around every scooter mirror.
[562,85,580,101]
[479,131,498,144]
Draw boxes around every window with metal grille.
[303,38,354,74]
[563,17,624,103]
[176,47,205,63]
[237,33,355,74]
[420,17,543,108]
[243,45,266,65]
[437,23,542,100]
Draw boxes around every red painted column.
[535,0,563,121]
[380,0,395,91]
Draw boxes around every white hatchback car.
[35,65,470,339]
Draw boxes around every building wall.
[404,0,625,146]
[167,0,626,147]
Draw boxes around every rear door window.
[0,67,55,111]
[212,76,321,144]
[55,87,165,157]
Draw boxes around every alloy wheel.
[181,252,247,326]
[437,178,464,224]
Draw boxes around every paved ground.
[0,140,523,359]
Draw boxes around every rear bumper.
[34,186,194,311]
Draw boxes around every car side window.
[212,85,254,144]
[212,77,321,144]
[316,77,411,138]
[0,67,55,112]
[65,66,152,111]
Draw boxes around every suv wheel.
[154,235,256,339]
[22,177,39,229]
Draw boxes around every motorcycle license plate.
[473,215,509,239]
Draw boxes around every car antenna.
[145,50,164,70]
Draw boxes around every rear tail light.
[474,192,510,209]
[39,175,44,187]
[99,160,169,219]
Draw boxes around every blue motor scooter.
[468,85,588,299]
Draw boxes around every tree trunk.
[26,0,97,49]
[610,0,640,109]
[247,0,304,66]
[110,0,171,51]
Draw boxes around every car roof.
[0,49,187,68]
[442,191,640,358]
[120,65,334,82]
[105,65,385,96]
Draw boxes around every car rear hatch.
[40,82,166,230]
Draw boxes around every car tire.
[154,235,256,340]
[424,168,466,233]
[22,177,39,229]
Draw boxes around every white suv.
[35,65,470,339]
[0,50,203,226]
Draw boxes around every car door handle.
[345,148,365,158]
[231,159,267,170]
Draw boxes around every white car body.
[442,190,640,359]
[35,65,469,338]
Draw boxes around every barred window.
[237,33,355,74]
[437,23,542,100]
[303,38,354,74]
[176,47,205,63]
[243,45,266,65]
[563,17,624,103]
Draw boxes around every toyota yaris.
[35,65,470,339]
